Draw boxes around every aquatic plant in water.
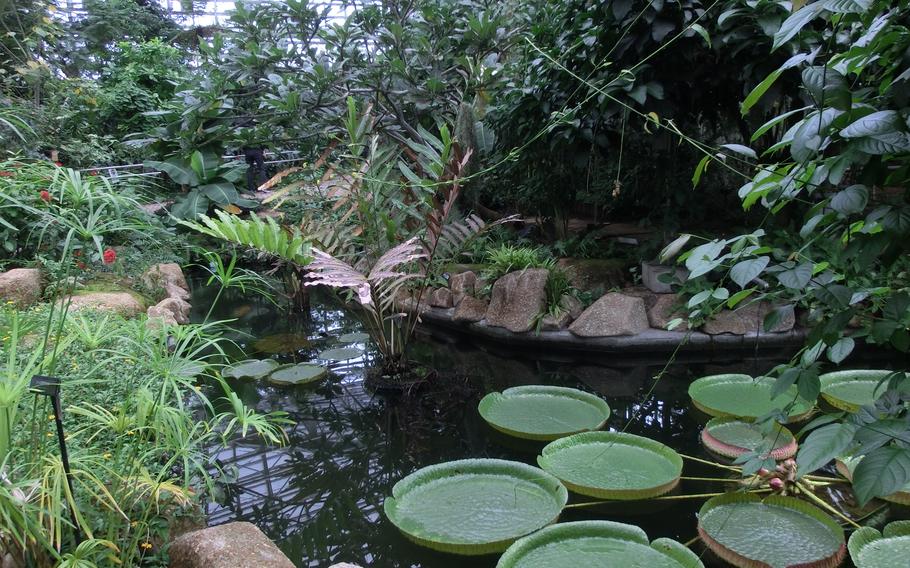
[478,385,610,441]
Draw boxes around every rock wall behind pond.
[407,266,802,355]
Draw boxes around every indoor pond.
[191,280,905,568]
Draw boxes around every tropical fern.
[180,210,313,266]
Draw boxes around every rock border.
[413,304,805,356]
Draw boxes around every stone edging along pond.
[401,267,806,357]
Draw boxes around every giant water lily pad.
[268,363,327,386]
[478,386,611,441]
[848,521,910,568]
[338,332,370,343]
[698,493,845,568]
[537,431,682,500]
[384,458,567,555]
[222,359,280,380]
[688,374,815,422]
[318,347,363,362]
[820,370,892,412]
[701,417,797,460]
[497,520,704,568]
[253,333,310,354]
[836,456,910,505]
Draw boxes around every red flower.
[73,249,82,257]
[103,248,116,265]
[39,190,51,203]
[76,261,87,270]
[0,171,13,177]
[88,170,98,176]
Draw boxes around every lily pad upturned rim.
[317,346,364,361]
[267,363,328,386]
[537,431,683,500]
[384,458,568,555]
[697,492,846,568]
[338,331,371,343]
[478,385,611,441]
[848,521,910,568]
[701,417,797,460]
[836,456,910,506]
[688,374,815,422]
[819,370,892,412]
[222,358,280,380]
[496,520,704,568]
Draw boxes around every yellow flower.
[130,520,138,527]
[103,453,112,459]
[5,300,13,305]
[127,430,135,436]
[140,542,152,550]
[46,432,53,438]
[48,414,55,420]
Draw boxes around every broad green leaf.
[751,106,813,142]
[190,150,221,181]
[659,234,692,262]
[777,262,813,289]
[170,192,209,220]
[730,257,769,289]
[772,3,824,50]
[822,0,871,13]
[801,66,850,110]
[839,110,901,138]
[720,144,758,159]
[853,132,910,155]
[796,422,857,475]
[853,446,910,505]
[199,182,239,204]
[830,185,868,215]
[144,159,199,186]
[685,240,725,278]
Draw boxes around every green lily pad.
[849,521,910,568]
[338,332,371,343]
[698,493,845,568]
[384,458,567,555]
[688,374,815,422]
[836,456,910,506]
[268,363,327,386]
[253,333,311,354]
[478,386,611,441]
[222,359,279,380]
[537,431,682,500]
[318,347,363,362]
[497,520,704,568]
[820,370,892,412]
[701,417,797,460]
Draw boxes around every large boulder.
[0,268,42,307]
[429,287,454,308]
[453,296,488,322]
[485,268,548,333]
[703,302,794,335]
[168,522,294,568]
[449,271,477,305]
[646,293,688,331]
[559,294,584,319]
[568,292,649,337]
[63,292,145,317]
[142,263,189,298]
[148,297,191,325]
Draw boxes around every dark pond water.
[190,281,902,568]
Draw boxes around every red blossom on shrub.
[103,248,116,265]
[39,190,51,203]
[0,171,13,177]
[54,161,63,167]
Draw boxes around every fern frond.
[180,211,313,265]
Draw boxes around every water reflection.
[190,282,821,567]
